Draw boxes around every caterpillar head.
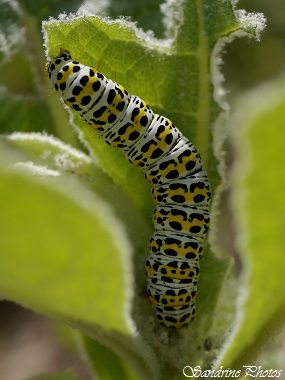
[45,48,72,84]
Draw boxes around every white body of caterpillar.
[46,49,210,328]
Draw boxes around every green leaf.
[2,132,94,175]
[0,141,133,334]
[217,73,285,367]
[83,335,142,380]
[0,136,155,378]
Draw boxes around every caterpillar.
[46,49,211,328]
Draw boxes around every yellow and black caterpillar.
[46,49,211,328]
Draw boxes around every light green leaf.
[217,73,285,367]
[82,335,143,380]
[2,132,94,175]
[0,141,133,334]
[0,137,155,378]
